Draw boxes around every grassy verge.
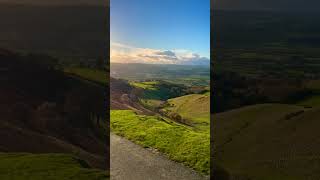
[0,153,108,180]
[110,110,210,174]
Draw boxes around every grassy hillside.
[214,104,320,180]
[64,67,106,85]
[161,94,210,126]
[296,80,320,107]
[110,110,210,174]
[297,96,320,107]
[0,153,108,180]
[0,50,107,171]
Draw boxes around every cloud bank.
[111,42,209,65]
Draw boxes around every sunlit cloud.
[111,42,209,65]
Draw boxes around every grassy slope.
[214,104,320,180]
[297,80,320,107]
[110,110,210,174]
[164,94,210,126]
[0,153,108,180]
[297,96,320,107]
[64,67,106,85]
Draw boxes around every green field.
[110,110,210,174]
[0,153,108,180]
[130,81,159,90]
[110,63,210,86]
[132,80,187,100]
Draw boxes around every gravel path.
[110,133,209,180]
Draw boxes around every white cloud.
[111,42,209,65]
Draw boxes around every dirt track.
[110,133,209,180]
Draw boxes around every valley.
[110,63,211,174]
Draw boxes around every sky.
[110,0,210,65]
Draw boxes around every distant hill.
[214,104,320,179]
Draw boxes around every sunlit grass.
[110,110,210,174]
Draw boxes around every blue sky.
[110,0,210,65]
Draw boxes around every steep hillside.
[214,104,320,180]
[0,50,107,170]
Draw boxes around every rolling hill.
[214,103,320,180]
[161,94,210,127]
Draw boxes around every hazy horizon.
[110,61,210,66]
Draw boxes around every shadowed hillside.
[0,49,108,172]
[212,9,320,180]
[214,104,320,179]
